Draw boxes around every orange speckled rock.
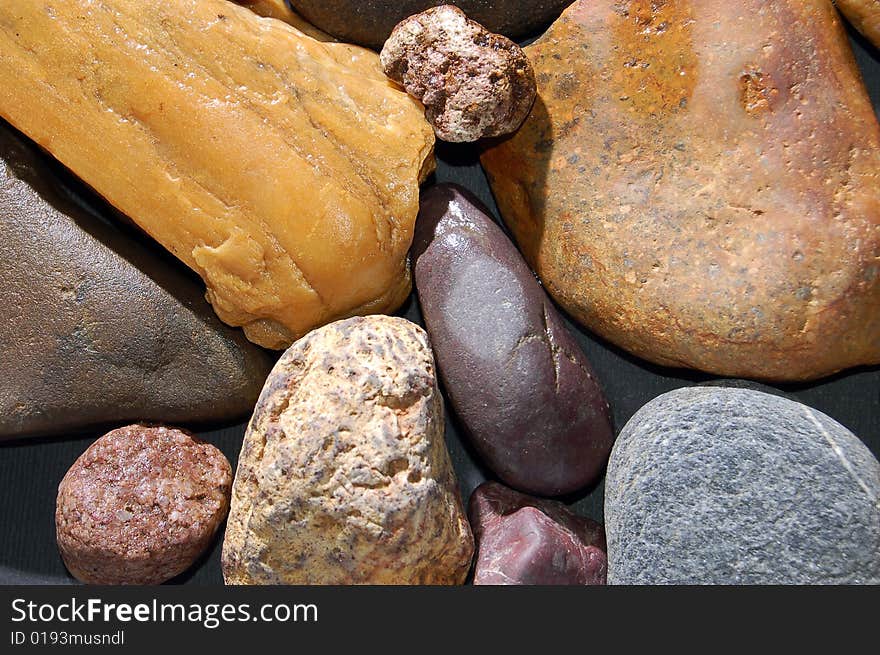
[836,0,880,47]
[0,0,434,349]
[481,0,880,381]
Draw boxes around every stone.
[381,5,536,142]
[56,425,232,585]
[222,316,474,585]
[481,0,880,381]
[291,1,571,50]
[0,0,435,350]
[233,0,335,40]
[413,185,613,496]
[469,482,607,585]
[605,386,880,585]
[836,0,880,48]
[0,121,273,440]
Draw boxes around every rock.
[481,0,880,381]
[56,425,232,585]
[291,1,571,50]
[222,316,474,585]
[469,482,607,585]
[836,0,880,48]
[0,0,435,350]
[0,121,273,439]
[605,386,880,585]
[233,0,335,41]
[413,184,613,496]
[381,5,536,142]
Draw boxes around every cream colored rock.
[222,316,474,585]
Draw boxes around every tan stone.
[222,316,474,585]
[481,0,880,381]
[0,0,435,349]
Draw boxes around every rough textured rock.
[0,0,434,350]
[222,316,474,585]
[291,0,571,50]
[481,0,880,381]
[0,121,273,440]
[605,387,880,585]
[56,425,232,585]
[381,5,536,142]
[836,0,880,48]
[413,184,613,496]
[469,482,607,585]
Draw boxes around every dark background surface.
[1,18,878,585]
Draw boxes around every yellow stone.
[0,0,434,349]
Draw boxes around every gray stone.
[0,121,274,439]
[290,1,571,50]
[605,386,880,585]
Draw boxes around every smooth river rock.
[481,0,880,381]
[469,482,607,585]
[605,387,880,585]
[290,1,571,50]
[0,122,273,439]
[222,316,474,585]
[413,184,614,497]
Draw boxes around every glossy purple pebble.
[468,482,607,585]
[412,183,614,496]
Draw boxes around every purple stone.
[469,482,607,585]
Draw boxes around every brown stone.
[0,0,434,350]
[222,316,473,585]
[56,425,232,585]
[0,121,273,440]
[836,0,880,48]
[481,0,880,381]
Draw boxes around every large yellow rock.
[0,0,434,349]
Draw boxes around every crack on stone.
[802,406,878,508]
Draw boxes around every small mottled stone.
[413,184,613,496]
[56,425,232,585]
[469,482,607,585]
[222,316,474,585]
[0,121,273,439]
[381,5,536,142]
[291,0,571,50]
[605,387,880,585]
